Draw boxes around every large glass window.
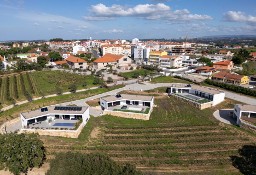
[132,101,139,105]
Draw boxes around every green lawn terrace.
[0,70,96,107]
[100,94,154,120]
[42,96,255,175]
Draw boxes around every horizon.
[1,0,256,41]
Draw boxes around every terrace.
[175,93,212,104]
[108,105,150,114]
[27,118,79,130]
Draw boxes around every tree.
[232,49,250,65]
[46,152,142,175]
[68,84,77,93]
[93,77,101,85]
[0,133,45,175]
[16,60,30,71]
[107,77,113,83]
[198,57,213,66]
[231,145,256,175]
[48,51,62,62]
[82,81,87,88]
[37,56,48,68]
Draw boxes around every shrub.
[46,152,142,175]
[204,79,256,97]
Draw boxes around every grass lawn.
[118,69,154,79]
[31,71,95,95]
[42,95,255,175]
[151,75,191,84]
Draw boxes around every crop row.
[26,72,35,94]
[103,131,234,140]
[104,126,222,134]
[103,136,247,145]
[13,76,18,99]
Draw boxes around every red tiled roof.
[0,55,4,61]
[250,52,256,57]
[160,55,172,59]
[66,55,86,63]
[212,72,243,81]
[213,60,232,66]
[94,53,124,63]
[55,60,67,65]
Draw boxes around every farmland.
[42,96,255,175]
[0,71,96,107]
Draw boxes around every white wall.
[212,92,225,106]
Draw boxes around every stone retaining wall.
[103,110,151,120]
[19,122,85,138]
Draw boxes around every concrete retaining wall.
[19,122,85,138]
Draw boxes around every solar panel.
[54,106,82,111]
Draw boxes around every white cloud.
[104,29,124,33]
[84,3,212,22]
[17,11,91,27]
[224,11,256,25]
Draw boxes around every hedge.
[205,79,256,97]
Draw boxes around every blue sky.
[1,0,256,40]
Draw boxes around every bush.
[68,84,77,93]
[107,77,113,83]
[0,133,45,175]
[46,152,142,175]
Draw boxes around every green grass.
[31,71,95,95]
[151,76,191,83]
[118,69,153,79]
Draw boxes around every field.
[0,71,96,107]
[42,95,255,175]
[118,69,154,79]
[151,76,191,84]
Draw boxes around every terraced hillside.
[0,71,95,107]
[43,96,255,175]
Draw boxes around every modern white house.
[167,84,225,107]
[233,104,256,125]
[20,105,90,129]
[100,94,154,120]
[100,94,154,110]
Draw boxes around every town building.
[213,60,234,71]
[93,53,132,70]
[101,44,124,56]
[195,66,215,76]
[66,55,87,69]
[212,72,249,85]
[148,51,168,65]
